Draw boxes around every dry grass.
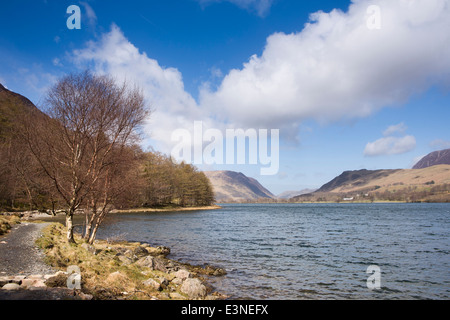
[0,214,21,236]
[35,223,184,300]
[331,165,450,193]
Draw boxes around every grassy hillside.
[327,165,450,193]
[203,171,274,202]
[292,165,450,203]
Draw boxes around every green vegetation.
[139,152,214,208]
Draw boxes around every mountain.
[277,189,317,199]
[0,83,37,111]
[0,83,43,139]
[413,149,450,169]
[316,169,400,193]
[203,171,275,202]
[0,83,41,120]
[291,165,450,203]
[0,84,48,209]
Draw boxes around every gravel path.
[0,222,94,300]
[0,222,55,276]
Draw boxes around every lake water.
[51,203,450,299]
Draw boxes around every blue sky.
[1,0,449,195]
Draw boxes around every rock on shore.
[0,272,93,300]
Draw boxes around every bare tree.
[84,145,142,244]
[24,71,147,243]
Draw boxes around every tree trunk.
[88,223,99,245]
[84,215,92,241]
[84,201,98,241]
[66,212,76,243]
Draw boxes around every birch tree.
[24,71,147,243]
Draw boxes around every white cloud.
[70,0,450,152]
[383,122,407,136]
[210,66,223,79]
[52,58,63,67]
[72,25,211,152]
[198,0,274,16]
[17,68,58,101]
[80,2,97,28]
[200,0,450,130]
[364,135,416,156]
[365,122,416,157]
[430,139,450,150]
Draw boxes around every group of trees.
[370,184,450,203]
[289,184,450,203]
[0,83,46,212]
[139,152,214,208]
[0,72,215,243]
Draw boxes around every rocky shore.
[0,272,93,300]
[0,214,228,300]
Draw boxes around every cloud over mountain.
[71,0,450,152]
[364,123,416,157]
[200,0,450,130]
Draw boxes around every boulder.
[0,277,11,287]
[180,278,207,299]
[135,256,167,272]
[133,246,149,258]
[13,276,26,283]
[142,278,162,291]
[171,277,183,286]
[116,255,133,266]
[173,269,191,281]
[2,283,20,291]
[204,265,227,276]
[123,249,136,260]
[26,280,46,289]
[145,246,170,257]
[159,277,169,289]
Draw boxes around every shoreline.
[0,205,222,221]
[1,219,229,300]
[111,205,222,214]
[217,200,450,204]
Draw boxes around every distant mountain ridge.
[317,169,400,193]
[277,189,317,199]
[291,165,450,202]
[203,171,274,202]
[413,149,450,169]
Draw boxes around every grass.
[0,214,21,236]
[35,223,225,300]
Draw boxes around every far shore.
[0,205,222,220]
[110,205,222,214]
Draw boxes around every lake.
[47,203,450,299]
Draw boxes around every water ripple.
[56,203,450,300]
